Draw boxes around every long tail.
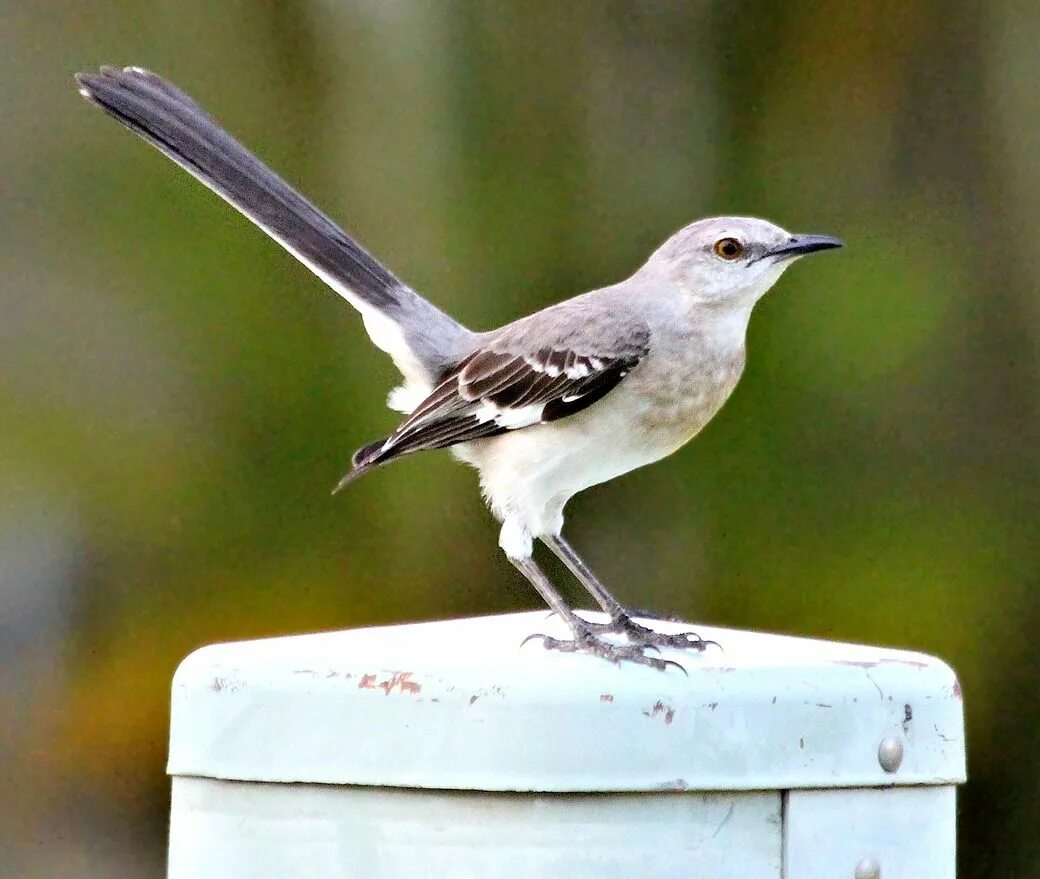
[75,66,473,387]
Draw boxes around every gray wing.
[337,316,651,486]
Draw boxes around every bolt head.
[878,736,904,772]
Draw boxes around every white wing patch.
[354,335,649,470]
[387,383,431,414]
[474,401,545,429]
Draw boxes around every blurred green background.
[2,1,1038,875]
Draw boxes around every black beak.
[767,233,843,261]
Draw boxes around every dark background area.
[2,2,1038,875]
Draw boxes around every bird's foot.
[587,613,719,652]
[522,626,685,673]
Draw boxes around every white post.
[167,612,965,878]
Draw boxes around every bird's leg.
[508,554,680,671]
[542,534,715,651]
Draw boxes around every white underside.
[452,319,749,560]
[454,389,684,559]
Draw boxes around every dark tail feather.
[331,437,390,494]
[74,65,402,310]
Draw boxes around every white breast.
[454,302,753,546]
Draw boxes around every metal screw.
[854,856,881,879]
[878,736,903,773]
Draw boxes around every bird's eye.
[713,237,744,260]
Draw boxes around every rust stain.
[600,694,614,703]
[358,671,421,694]
[378,672,421,695]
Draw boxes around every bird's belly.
[455,352,744,533]
[456,416,662,531]
[459,412,658,490]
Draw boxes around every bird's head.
[645,216,842,309]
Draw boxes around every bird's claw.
[521,629,686,673]
[587,615,719,652]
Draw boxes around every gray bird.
[76,66,842,669]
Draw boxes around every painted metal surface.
[784,786,957,878]
[167,611,965,792]
[169,779,782,879]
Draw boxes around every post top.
[168,612,965,792]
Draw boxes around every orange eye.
[713,237,744,260]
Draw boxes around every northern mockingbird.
[76,66,842,670]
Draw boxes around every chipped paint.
[833,656,931,670]
[467,686,505,705]
[834,659,881,669]
[170,612,966,791]
[358,672,422,694]
[379,672,421,695]
[644,700,675,725]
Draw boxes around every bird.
[75,66,842,670]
